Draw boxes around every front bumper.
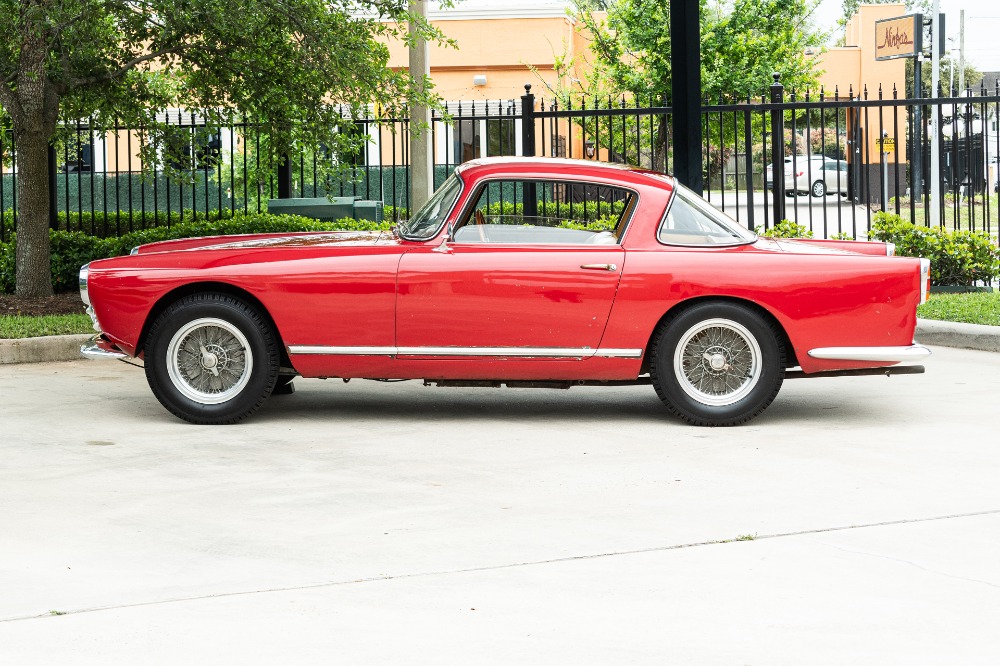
[81,334,128,360]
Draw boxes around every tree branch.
[70,44,189,89]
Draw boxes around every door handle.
[580,263,617,272]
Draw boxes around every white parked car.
[766,156,848,197]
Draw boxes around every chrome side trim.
[807,344,931,362]
[398,347,592,357]
[593,348,644,358]
[288,346,396,356]
[287,345,644,359]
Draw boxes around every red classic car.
[80,157,931,426]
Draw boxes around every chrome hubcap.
[673,318,762,406]
[166,318,253,405]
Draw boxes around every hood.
[133,230,389,255]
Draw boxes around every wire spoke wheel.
[673,318,761,407]
[650,302,785,427]
[145,293,280,424]
[167,318,254,404]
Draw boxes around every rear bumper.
[81,334,128,360]
[807,344,931,363]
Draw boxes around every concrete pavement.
[1,347,999,663]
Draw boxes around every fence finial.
[524,83,532,94]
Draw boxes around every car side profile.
[80,157,931,426]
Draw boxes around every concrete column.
[409,0,434,213]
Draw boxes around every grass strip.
[917,291,1000,327]
[0,314,93,339]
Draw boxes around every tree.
[541,0,827,173]
[572,0,827,101]
[0,0,449,297]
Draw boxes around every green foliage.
[569,0,826,100]
[0,314,93,339]
[755,219,813,238]
[868,212,1000,286]
[917,292,1000,327]
[0,0,454,295]
[0,212,391,294]
[831,232,854,240]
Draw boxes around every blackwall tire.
[650,302,786,426]
[144,293,279,424]
[811,180,826,197]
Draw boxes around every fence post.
[521,84,537,218]
[47,144,58,230]
[521,84,535,157]
[769,73,786,225]
[277,154,292,199]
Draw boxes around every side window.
[452,179,635,245]
[658,183,757,246]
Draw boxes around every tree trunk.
[11,15,60,297]
[14,130,54,297]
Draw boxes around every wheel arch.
[640,296,798,374]
[138,282,290,368]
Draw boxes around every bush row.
[868,212,1000,286]
[0,212,391,294]
[2,205,409,239]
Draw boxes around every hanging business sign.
[875,14,922,60]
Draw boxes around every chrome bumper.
[81,334,128,360]
[807,344,932,363]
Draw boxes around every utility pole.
[409,0,434,212]
[930,0,941,226]
[959,9,965,94]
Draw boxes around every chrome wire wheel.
[672,318,762,407]
[166,317,254,405]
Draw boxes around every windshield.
[398,174,463,240]
[657,181,757,246]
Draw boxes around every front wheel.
[649,302,786,426]
[811,180,826,197]
[144,293,280,424]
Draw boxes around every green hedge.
[1,212,392,294]
[2,205,408,239]
[868,212,1000,286]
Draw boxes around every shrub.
[0,211,391,294]
[755,219,813,239]
[868,211,1000,286]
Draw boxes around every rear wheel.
[144,293,280,424]
[650,302,786,426]
[811,180,826,197]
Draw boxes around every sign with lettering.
[876,137,896,149]
[875,14,922,61]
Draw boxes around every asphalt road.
[708,190,878,238]
[2,349,999,663]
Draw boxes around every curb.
[0,334,92,365]
[1,320,998,365]
[915,318,1000,354]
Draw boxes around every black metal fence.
[2,79,998,242]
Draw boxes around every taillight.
[919,258,931,304]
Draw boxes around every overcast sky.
[813,0,1000,74]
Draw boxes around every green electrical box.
[267,197,357,221]
[353,200,384,223]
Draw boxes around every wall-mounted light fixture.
[584,141,596,159]
[473,74,487,87]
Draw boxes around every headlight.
[79,264,90,306]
